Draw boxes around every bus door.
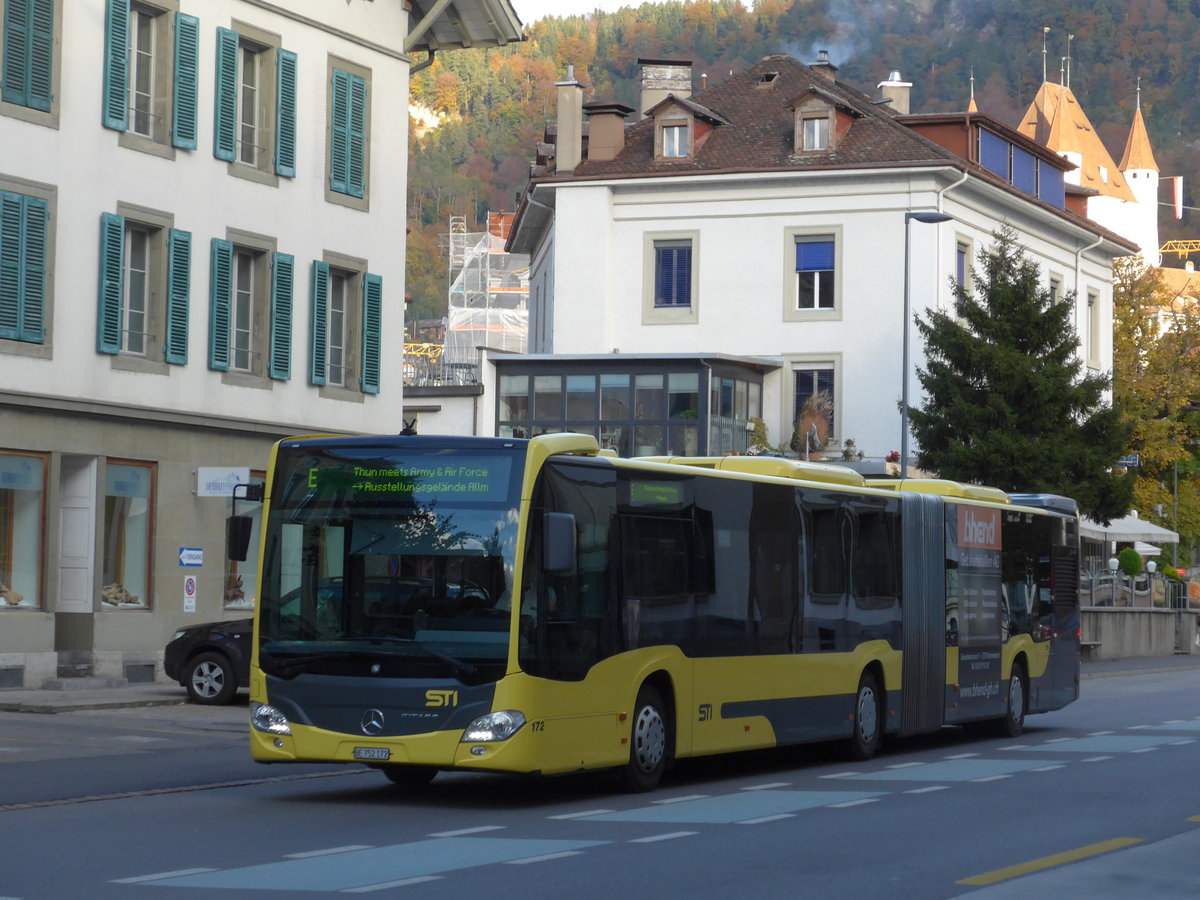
[898,493,946,736]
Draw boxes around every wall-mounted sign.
[179,547,204,567]
[197,467,250,497]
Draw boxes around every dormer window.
[802,116,829,151]
[788,90,845,155]
[662,122,689,158]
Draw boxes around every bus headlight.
[251,702,292,736]
[461,710,525,742]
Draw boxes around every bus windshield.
[257,441,524,683]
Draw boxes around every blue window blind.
[164,229,190,364]
[330,69,366,197]
[0,191,47,343]
[1012,146,1036,195]
[172,13,199,149]
[654,241,691,307]
[275,49,298,177]
[100,0,128,129]
[1038,161,1065,209]
[795,240,834,272]
[213,27,238,161]
[268,252,293,380]
[309,260,329,385]
[979,129,1010,179]
[793,368,836,437]
[3,0,54,112]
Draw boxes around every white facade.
[0,0,520,685]
[518,166,1125,461]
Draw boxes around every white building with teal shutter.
[0,0,522,689]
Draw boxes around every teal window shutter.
[346,75,366,198]
[101,0,129,130]
[213,27,238,161]
[361,273,381,394]
[275,49,297,177]
[97,212,125,354]
[309,260,329,386]
[269,252,293,380]
[208,238,232,370]
[3,0,54,111]
[0,191,48,343]
[165,229,190,364]
[329,70,350,194]
[172,13,199,150]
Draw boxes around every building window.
[654,240,692,307]
[796,237,835,309]
[2,0,59,124]
[0,189,48,345]
[0,451,45,610]
[98,209,190,368]
[662,123,688,158]
[101,460,154,609]
[954,239,971,315]
[214,25,294,181]
[1087,290,1100,365]
[102,1,197,154]
[309,257,381,394]
[793,366,837,449]
[209,236,291,383]
[1049,275,1063,306]
[802,116,828,151]
[223,471,263,610]
[327,60,370,206]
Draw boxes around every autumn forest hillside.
[404,0,1200,323]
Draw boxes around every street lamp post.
[901,211,954,477]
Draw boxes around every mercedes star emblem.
[360,708,385,736]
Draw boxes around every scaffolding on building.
[407,213,528,386]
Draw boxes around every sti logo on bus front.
[958,507,1000,549]
[426,690,459,707]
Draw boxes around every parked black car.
[163,618,252,705]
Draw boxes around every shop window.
[101,460,154,608]
[0,452,45,609]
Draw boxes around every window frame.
[642,230,699,326]
[1086,289,1101,368]
[0,0,62,129]
[783,226,841,322]
[100,457,155,611]
[791,95,836,155]
[954,236,973,316]
[309,250,380,398]
[786,354,842,450]
[325,56,371,210]
[0,175,54,357]
[215,21,284,186]
[210,227,280,388]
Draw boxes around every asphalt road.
[2,667,1199,899]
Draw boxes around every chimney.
[555,65,584,175]
[583,102,634,162]
[700,72,708,91]
[878,69,912,115]
[810,50,838,82]
[639,57,692,115]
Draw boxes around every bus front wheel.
[848,671,882,761]
[621,684,670,792]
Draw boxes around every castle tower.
[1119,85,1161,265]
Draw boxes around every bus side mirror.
[543,512,576,572]
[227,515,253,562]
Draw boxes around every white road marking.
[506,851,584,865]
[1082,756,1113,762]
[905,786,950,794]
[427,826,506,838]
[828,798,880,808]
[737,813,796,825]
[944,752,980,759]
[886,762,924,769]
[629,832,698,843]
[971,775,1012,783]
[112,869,216,884]
[285,845,374,859]
[547,809,614,820]
[819,771,861,779]
[998,745,1030,751]
[741,782,791,791]
[1030,765,1066,772]
[343,876,442,892]
[1130,747,1158,754]
[652,794,709,805]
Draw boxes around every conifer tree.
[908,229,1132,522]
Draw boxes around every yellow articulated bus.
[229,433,1080,792]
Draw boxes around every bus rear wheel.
[620,684,670,792]
[847,671,882,761]
[380,765,438,789]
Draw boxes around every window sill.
[227,162,279,189]
[221,371,272,390]
[118,131,177,161]
[783,306,841,323]
[1,338,51,359]
[319,383,366,403]
[111,355,169,376]
[643,305,698,326]
[0,100,58,130]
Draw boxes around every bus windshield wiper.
[259,650,367,679]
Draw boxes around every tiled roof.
[569,55,960,178]
[1120,107,1158,172]
[1017,82,1136,202]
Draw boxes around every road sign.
[184,575,197,613]
[179,547,204,567]
[1117,454,1141,468]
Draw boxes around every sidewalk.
[3,654,1199,714]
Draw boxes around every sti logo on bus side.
[425,690,459,707]
[959,507,1000,550]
